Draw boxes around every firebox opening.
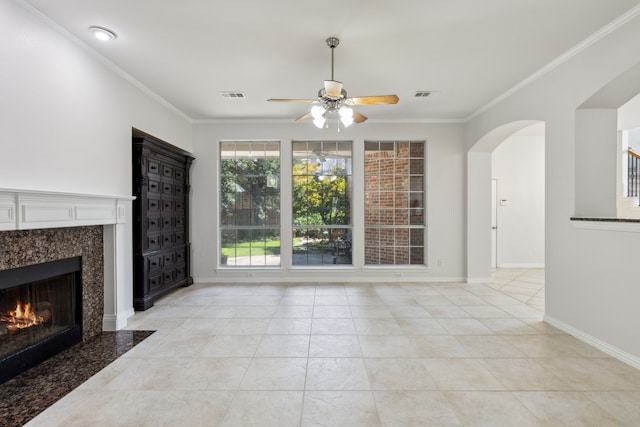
[0,256,82,384]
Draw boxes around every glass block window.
[364,141,425,265]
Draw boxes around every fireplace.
[0,225,106,385]
[0,188,136,381]
[0,257,82,384]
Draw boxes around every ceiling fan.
[267,37,399,128]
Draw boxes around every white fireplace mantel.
[0,188,136,331]
[0,188,134,231]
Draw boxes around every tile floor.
[26,269,640,426]
[1,330,153,427]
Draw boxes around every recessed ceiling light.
[89,26,117,41]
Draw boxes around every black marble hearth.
[0,330,153,427]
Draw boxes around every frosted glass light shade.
[311,105,326,119]
[313,117,327,128]
[339,106,354,127]
[324,80,343,98]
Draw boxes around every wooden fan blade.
[267,98,316,103]
[353,110,368,124]
[295,112,312,122]
[348,95,399,105]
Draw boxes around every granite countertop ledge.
[570,217,640,232]
[570,217,640,223]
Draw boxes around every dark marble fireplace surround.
[0,226,105,340]
[0,226,157,426]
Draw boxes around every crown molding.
[465,4,640,122]
[19,0,193,125]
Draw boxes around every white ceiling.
[24,0,640,123]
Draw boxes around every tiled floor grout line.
[20,269,640,426]
[296,287,314,427]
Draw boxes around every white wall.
[190,121,466,283]
[1,0,193,329]
[574,109,618,217]
[0,0,193,196]
[466,10,640,364]
[492,129,545,267]
[618,92,640,130]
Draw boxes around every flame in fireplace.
[2,301,45,332]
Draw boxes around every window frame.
[363,140,427,266]
[291,140,354,266]
[219,140,281,267]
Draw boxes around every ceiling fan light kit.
[324,80,343,98]
[311,105,327,128]
[339,106,354,127]
[268,37,398,130]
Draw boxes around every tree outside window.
[292,141,352,265]
[220,141,280,266]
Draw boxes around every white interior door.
[491,179,498,269]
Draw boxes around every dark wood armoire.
[132,133,194,311]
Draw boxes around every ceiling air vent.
[414,91,433,98]
[219,91,246,99]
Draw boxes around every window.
[364,141,425,265]
[292,141,352,265]
[220,141,280,266]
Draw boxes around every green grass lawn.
[222,240,281,257]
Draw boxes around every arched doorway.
[466,120,545,283]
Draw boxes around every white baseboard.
[103,307,136,331]
[466,277,493,284]
[102,315,118,331]
[497,263,545,269]
[193,275,466,284]
[544,315,640,370]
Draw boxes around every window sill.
[570,217,640,232]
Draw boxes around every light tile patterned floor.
[26,269,640,426]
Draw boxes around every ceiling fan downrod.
[326,37,339,81]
